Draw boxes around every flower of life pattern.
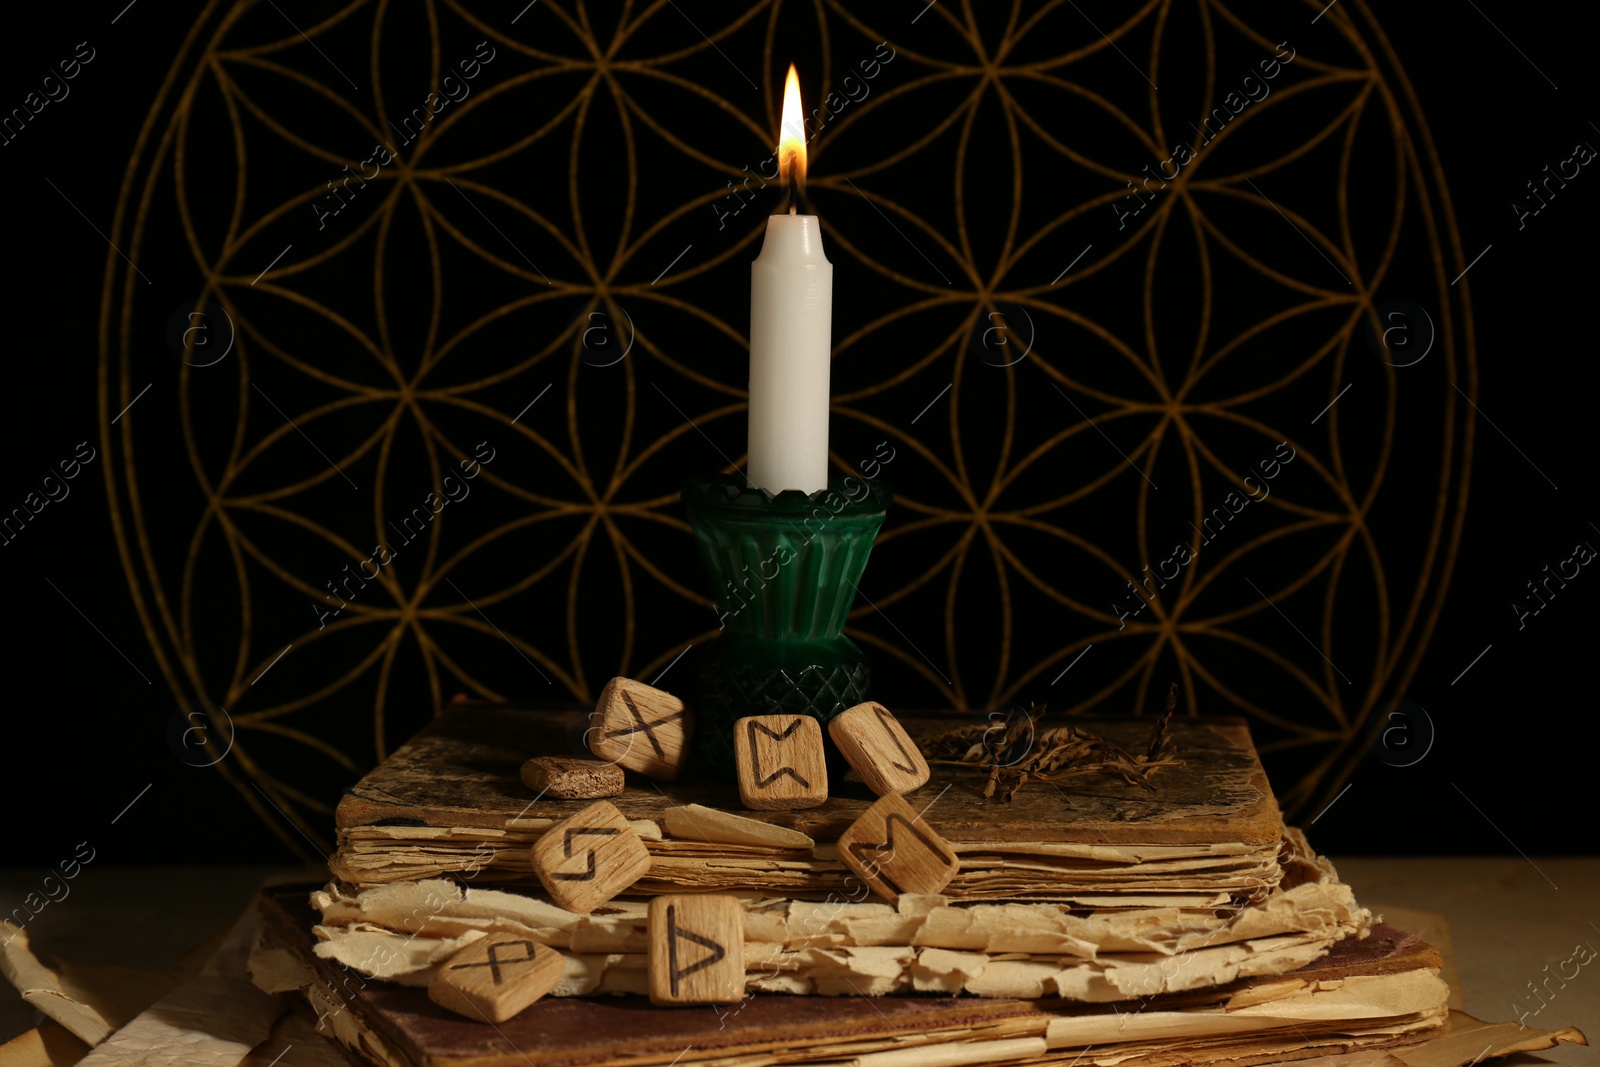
[99,0,1474,855]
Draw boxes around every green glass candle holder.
[682,474,892,771]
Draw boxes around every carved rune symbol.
[555,827,618,881]
[665,904,727,996]
[606,691,687,758]
[747,718,810,788]
[873,705,918,774]
[846,813,954,891]
[451,939,538,985]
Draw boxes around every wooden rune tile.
[587,677,693,780]
[835,792,960,904]
[529,800,651,913]
[520,755,625,799]
[647,894,745,1006]
[428,934,564,1023]
[827,702,931,796]
[733,714,828,810]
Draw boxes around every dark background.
[1,1,1594,869]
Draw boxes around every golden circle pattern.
[99,0,1475,854]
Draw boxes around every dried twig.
[920,696,1182,802]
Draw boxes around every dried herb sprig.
[920,691,1182,802]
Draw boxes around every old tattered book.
[256,887,1592,1067]
[332,706,1285,905]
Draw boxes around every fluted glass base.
[682,475,890,772]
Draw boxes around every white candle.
[747,65,832,495]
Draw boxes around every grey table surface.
[0,858,1594,1062]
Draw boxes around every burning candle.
[747,64,832,495]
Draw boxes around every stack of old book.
[249,692,1577,1067]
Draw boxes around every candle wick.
[786,168,803,216]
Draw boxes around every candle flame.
[779,63,806,192]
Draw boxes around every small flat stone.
[521,756,625,799]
